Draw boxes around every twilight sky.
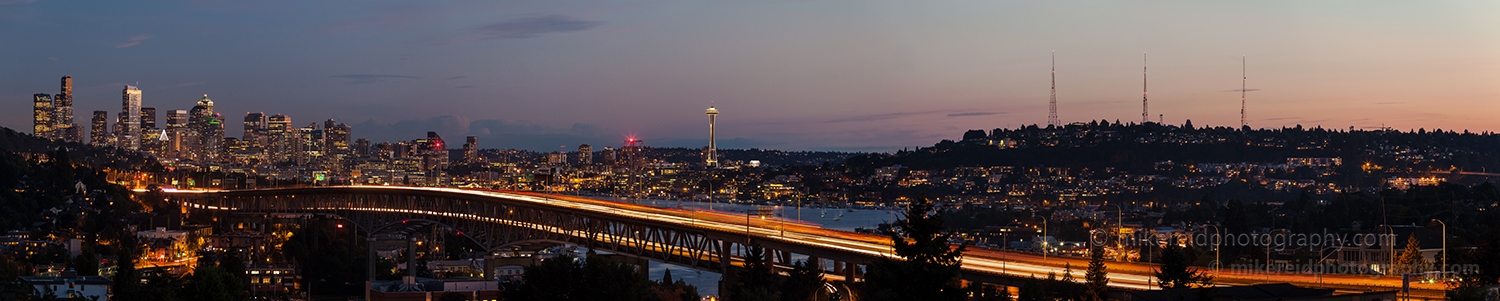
[4,1,1499,152]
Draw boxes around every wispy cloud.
[822,110,945,124]
[330,74,422,84]
[475,15,602,40]
[115,35,152,49]
[155,82,204,90]
[947,112,1005,117]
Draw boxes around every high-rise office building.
[323,120,350,156]
[243,112,265,148]
[166,110,188,158]
[139,107,161,154]
[32,94,53,138]
[188,95,220,161]
[705,106,718,167]
[295,124,322,165]
[140,107,156,130]
[118,85,142,150]
[462,136,479,164]
[90,111,109,146]
[266,114,292,163]
[54,76,78,142]
[354,138,370,158]
[577,144,592,165]
[601,147,616,166]
[416,132,447,172]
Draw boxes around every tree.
[1155,239,1212,289]
[183,265,246,301]
[729,244,778,301]
[506,255,583,301]
[781,260,825,301]
[0,254,32,300]
[507,254,662,301]
[1086,245,1110,300]
[863,195,967,301]
[651,269,701,301]
[1395,235,1428,275]
[70,249,99,276]
[112,244,141,301]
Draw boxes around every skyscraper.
[55,76,77,142]
[119,85,142,150]
[90,111,109,146]
[244,112,265,149]
[705,106,718,167]
[463,136,479,164]
[140,107,157,130]
[354,138,370,158]
[416,132,447,172]
[577,144,592,165]
[140,107,160,154]
[166,110,188,158]
[188,95,220,161]
[266,114,292,163]
[323,120,350,156]
[295,124,321,165]
[601,147,616,166]
[32,94,53,138]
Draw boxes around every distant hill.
[844,123,1500,176]
[0,127,160,172]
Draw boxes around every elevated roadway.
[165,186,1444,299]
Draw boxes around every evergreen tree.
[862,195,967,301]
[780,260,825,301]
[1154,239,1212,289]
[730,244,778,301]
[1086,245,1110,300]
[183,265,246,301]
[1394,235,1427,274]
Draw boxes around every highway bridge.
[164,186,1446,299]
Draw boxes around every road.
[169,186,1447,298]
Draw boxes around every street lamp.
[1431,219,1446,275]
[1035,215,1049,262]
[1203,224,1221,275]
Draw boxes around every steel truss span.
[165,186,1446,297]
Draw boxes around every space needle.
[705,106,719,167]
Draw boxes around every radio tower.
[1240,55,1247,129]
[1142,52,1149,124]
[1048,50,1059,127]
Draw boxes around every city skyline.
[5,1,1500,151]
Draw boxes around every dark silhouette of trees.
[1155,239,1213,289]
[863,195,967,301]
[1086,245,1110,300]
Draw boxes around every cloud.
[330,74,422,84]
[115,35,152,48]
[154,82,204,90]
[821,110,945,124]
[947,112,1004,117]
[475,15,602,40]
